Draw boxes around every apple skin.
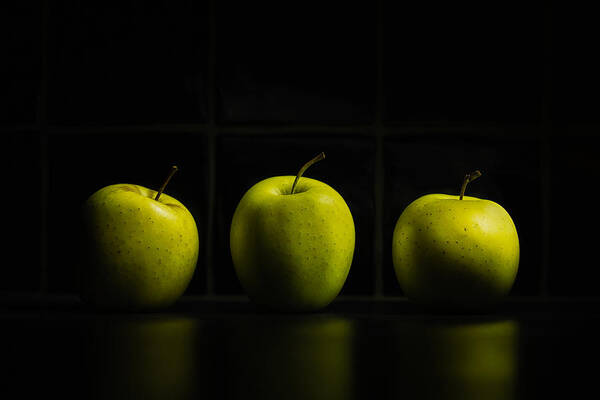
[81,184,199,311]
[392,194,519,310]
[230,176,355,312]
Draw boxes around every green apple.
[230,153,355,312]
[81,166,199,311]
[392,171,519,310]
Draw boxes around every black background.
[3,0,600,299]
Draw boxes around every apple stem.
[290,152,326,195]
[459,170,482,200]
[155,165,179,201]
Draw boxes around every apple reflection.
[224,317,356,400]
[386,318,519,400]
[85,316,202,400]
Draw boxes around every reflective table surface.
[3,295,599,399]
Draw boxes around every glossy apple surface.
[81,183,199,311]
[392,193,519,310]
[230,175,355,311]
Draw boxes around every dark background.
[3,0,600,300]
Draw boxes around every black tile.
[216,2,376,124]
[383,1,544,123]
[548,135,600,295]
[47,1,208,125]
[47,132,208,294]
[552,6,600,123]
[214,134,375,295]
[3,132,42,291]
[383,133,542,296]
[1,1,42,124]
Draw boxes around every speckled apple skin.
[81,184,199,311]
[230,176,355,312]
[392,194,519,310]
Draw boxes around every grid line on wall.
[372,0,385,297]
[39,0,50,295]
[204,0,218,295]
[538,0,553,297]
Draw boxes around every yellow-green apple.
[81,166,199,311]
[392,171,519,310]
[230,153,355,312]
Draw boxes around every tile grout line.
[204,0,217,296]
[539,135,550,297]
[204,132,217,296]
[373,134,384,298]
[539,0,553,298]
[40,135,48,296]
[39,0,49,301]
[26,122,547,136]
[373,0,385,297]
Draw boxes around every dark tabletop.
[2,294,599,399]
